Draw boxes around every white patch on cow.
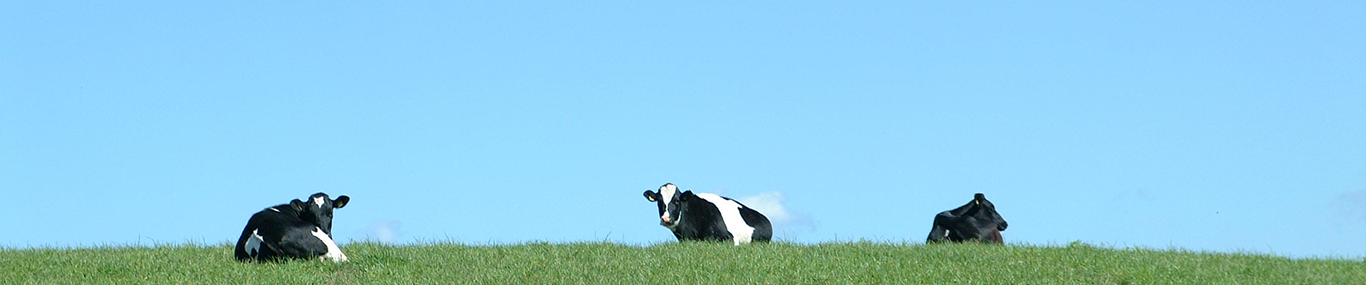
[659,184,678,204]
[312,196,326,209]
[268,207,280,212]
[311,227,348,262]
[695,193,756,245]
[245,229,264,257]
[659,184,678,224]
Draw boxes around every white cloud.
[738,191,815,232]
[1335,188,1366,222]
[356,219,403,244]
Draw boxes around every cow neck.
[269,203,304,216]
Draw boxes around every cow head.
[289,193,350,236]
[965,193,1007,231]
[642,183,690,228]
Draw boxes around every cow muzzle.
[660,215,674,226]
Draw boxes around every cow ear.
[643,190,657,202]
[290,199,306,211]
[333,195,349,209]
[681,190,694,199]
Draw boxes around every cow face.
[967,193,1008,231]
[642,183,687,228]
[291,193,350,236]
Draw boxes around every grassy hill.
[2,241,1362,284]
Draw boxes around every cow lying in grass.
[234,193,350,262]
[643,183,772,245]
[926,193,1008,244]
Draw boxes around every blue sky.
[2,2,1363,258]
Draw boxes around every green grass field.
[2,241,1362,284]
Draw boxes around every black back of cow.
[235,193,350,262]
[926,193,1008,244]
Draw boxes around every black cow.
[926,193,1008,244]
[642,183,772,245]
[234,193,351,262]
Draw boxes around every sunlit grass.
[2,241,1362,284]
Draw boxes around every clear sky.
[3,2,1363,258]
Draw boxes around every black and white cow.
[234,193,351,262]
[642,183,772,245]
[926,193,1008,244]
